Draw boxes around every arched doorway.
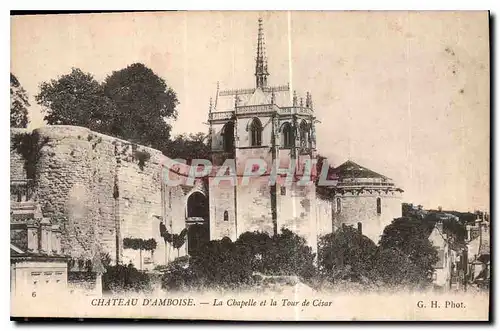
[186,191,210,256]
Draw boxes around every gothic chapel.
[207,18,333,252]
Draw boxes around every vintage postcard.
[10,10,490,321]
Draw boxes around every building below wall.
[10,179,69,298]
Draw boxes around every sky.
[10,11,490,212]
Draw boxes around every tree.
[103,264,152,293]
[123,237,157,270]
[236,231,274,271]
[236,229,316,279]
[373,248,425,288]
[164,132,211,164]
[191,237,254,287]
[318,225,378,283]
[379,217,439,284]
[159,223,188,258]
[36,68,115,131]
[172,229,189,258]
[10,73,30,128]
[103,63,178,149]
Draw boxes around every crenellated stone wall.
[10,126,202,268]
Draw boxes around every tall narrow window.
[281,122,293,148]
[376,197,382,215]
[357,222,363,234]
[223,210,229,222]
[299,120,309,148]
[222,121,235,153]
[336,197,342,213]
[250,118,262,146]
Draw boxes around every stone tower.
[207,18,331,251]
[330,160,404,244]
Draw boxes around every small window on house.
[280,186,286,196]
[376,197,382,214]
[224,211,229,222]
[336,198,342,213]
[357,222,363,234]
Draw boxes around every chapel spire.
[255,17,269,88]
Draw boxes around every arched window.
[250,118,262,147]
[336,197,342,213]
[222,121,235,153]
[281,122,293,148]
[299,121,309,148]
[223,210,229,222]
[376,197,382,215]
[357,222,363,234]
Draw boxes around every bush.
[161,229,317,291]
[102,264,152,293]
[161,256,203,291]
[236,228,316,280]
[191,237,255,288]
[373,248,428,289]
[318,225,378,283]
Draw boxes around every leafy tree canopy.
[235,228,316,279]
[36,68,116,131]
[163,132,210,164]
[35,64,179,150]
[10,73,30,128]
[103,63,178,149]
[318,225,378,282]
[379,217,439,283]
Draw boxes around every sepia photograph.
[9,10,490,321]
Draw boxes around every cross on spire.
[255,17,269,88]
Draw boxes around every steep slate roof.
[332,160,390,180]
[214,86,292,111]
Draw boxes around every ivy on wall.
[11,131,49,179]
[133,149,151,171]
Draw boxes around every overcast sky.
[11,11,489,212]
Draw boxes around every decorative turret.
[255,17,269,88]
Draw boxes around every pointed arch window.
[250,118,262,147]
[224,210,229,222]
[376,197,382,215]
[281,122,293,148]
[222,121,235,153]
[299,121,309,148]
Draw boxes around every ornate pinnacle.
[255,17,269,88]
[209,97,213,113]
[293,90,297,107]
